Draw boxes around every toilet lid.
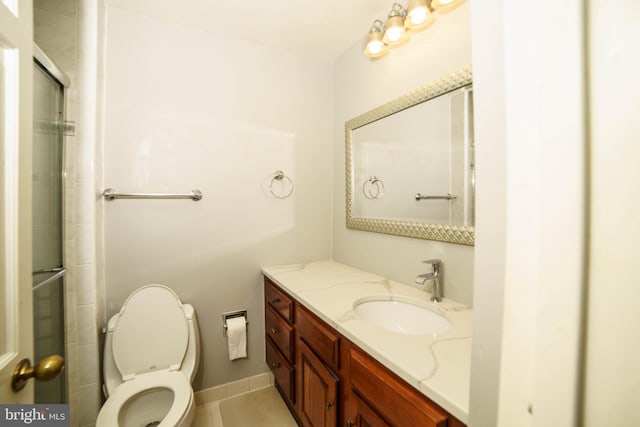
[96,370,193,427]
[113,285,189,379]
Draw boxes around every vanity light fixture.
[383,3,409,45]
[430,0,465,13]
[364,20,388,58]
[364,0,464,59]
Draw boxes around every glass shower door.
[32,59,66,404]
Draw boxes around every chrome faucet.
[415,259,442,302]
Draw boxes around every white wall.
[469,0,588,423]
[332,3,474,305]
[101,5,333,390]
[584,1,640,425]
[466,1,507,424]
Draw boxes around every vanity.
[262,261,472,427]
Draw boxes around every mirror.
[345,67,474,245]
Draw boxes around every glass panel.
[32,60,66,403]
[32,64,63,271]
[33,276,66,403]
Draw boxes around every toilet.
[97,285,200,427]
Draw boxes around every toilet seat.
[96,370,193,427]
[112,285,189,380]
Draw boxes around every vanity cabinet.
[264,278,296,409]
[264,277,466,427]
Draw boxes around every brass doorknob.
[11,355,65,392]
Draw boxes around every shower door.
[32,57,67,404]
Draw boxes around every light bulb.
[430,0,465,13]
[368,41,384,55]
[405,0,434,30]
[386,27,402,42]
[364,26,388,59]
[383,15,407,45]
[409,8,427,25]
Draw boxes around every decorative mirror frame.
[345,66,474,246]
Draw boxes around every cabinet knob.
[270,327,279,334]
[325,401,334,409]
[271,362,281,369]
[270,298,281,304]
[345,421,354,427]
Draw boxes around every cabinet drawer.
[266,338,295,404]
[265,278,294,324]
[352,392,390,427]
[265,305,294,362]
[350,347,448,427]
[296,305,340,370]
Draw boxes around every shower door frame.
[32,43,70,404]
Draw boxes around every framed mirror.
[345,66,474,246]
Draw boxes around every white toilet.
[97,285,200,427]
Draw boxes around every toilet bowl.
[97,285,200,427]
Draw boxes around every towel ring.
[269,170,293,199]
[363,176,384,199]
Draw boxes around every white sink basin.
[354,297,452,335]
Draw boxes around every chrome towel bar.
[102,188,203,201]
[415,193,457,201]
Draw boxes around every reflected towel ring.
[363,176,385,199]
[269,170,293,199]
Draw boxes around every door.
[0,0,34,403]
[297,339,338,427]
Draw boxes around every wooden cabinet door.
[298,339,338,427]
[350,393,390,427]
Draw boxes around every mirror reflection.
[353,85,474,226]
[346,67,474,245]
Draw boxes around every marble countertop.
[262,260,472,424]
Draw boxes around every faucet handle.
[422,259,441,265]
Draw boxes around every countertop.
[262,260,472,423]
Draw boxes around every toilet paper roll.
[226,316,247,361]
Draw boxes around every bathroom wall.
[332,3,474,305]
[100,5,333,390]
[584,0,640,424]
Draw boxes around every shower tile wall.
[35,0,101,425]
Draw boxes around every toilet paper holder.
[222,310,248,337]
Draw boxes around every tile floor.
[192,386,297,427]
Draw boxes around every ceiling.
[107,0,393,61]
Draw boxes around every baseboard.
[194,372,274,406]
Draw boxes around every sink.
[353,297,452,335]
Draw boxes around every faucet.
[415,259,442,302]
